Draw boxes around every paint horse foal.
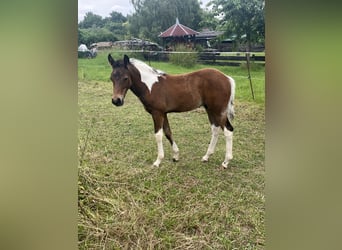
[108,54,235,168]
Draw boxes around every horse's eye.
[124,77,128,81]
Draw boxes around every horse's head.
[108,54,132,106]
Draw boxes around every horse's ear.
[123,54,130,68]
[108,54,115,67]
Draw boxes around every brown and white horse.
[108,54,235,168]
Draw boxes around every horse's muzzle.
[112,98,123,106]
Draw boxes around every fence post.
[246,52,255,100]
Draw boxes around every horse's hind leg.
[222,119,234,168]
[163,115,179,162]
[202,124,220,162]
[202,110,234,168]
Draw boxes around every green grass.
[78,50,265,249]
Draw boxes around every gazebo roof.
[159,18,199,38]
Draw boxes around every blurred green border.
[0,1,78,250]
[266,1,342,250]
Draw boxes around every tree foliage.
[78,27,118,46]
[103,12,128,40]
[199,8,220,31]
[78,11,128,46]
[77,1,265,51]
[79,12,104,29]
[129,0,203,41]
[209,0,265,51]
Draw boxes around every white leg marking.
[153,129,164,167]
[202,125,220,162]
[222,127,233,168]
[172,142,179,161]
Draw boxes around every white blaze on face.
[130,58,165,92]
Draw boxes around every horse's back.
[167,68,230,87]
[157,68,232,112]
[192,68,232,97]
[164,68,233,99]
[198,68,230,82]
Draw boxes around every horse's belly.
[167,93,202,112]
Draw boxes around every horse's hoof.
[172,158,179,162]
[221,162,228,169]
[201,157,209,163]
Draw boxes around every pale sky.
[78,0,212,22]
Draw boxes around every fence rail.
[198,53,265,66]
[100,50,265,67]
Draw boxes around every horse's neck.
[129,72,149,103]
[128,64,158,108]
[130,81,147,98]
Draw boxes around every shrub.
[169,44,198,68]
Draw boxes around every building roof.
[159,18,199,38]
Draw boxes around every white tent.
[78,44,89,52]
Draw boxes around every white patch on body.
[130,58,165,92]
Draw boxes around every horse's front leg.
[152,113,165,167]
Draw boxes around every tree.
[129,0,203,42]
[209,0,265,51]
[103,11,127,24]
[78,27,118,46]
[78,11,129,45]
[79,12,104,28]
[199,8,220,30]
[103,11,128,41]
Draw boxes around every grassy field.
[78,51,265,249]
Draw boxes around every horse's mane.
[129,58,166,91]
[130,58,166,76]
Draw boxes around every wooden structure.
[159,18,199,48]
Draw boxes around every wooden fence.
[198,53,265,66]
[109,50,265,67]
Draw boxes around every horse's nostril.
[112,98,123,106]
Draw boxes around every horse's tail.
[227,75,235,121]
